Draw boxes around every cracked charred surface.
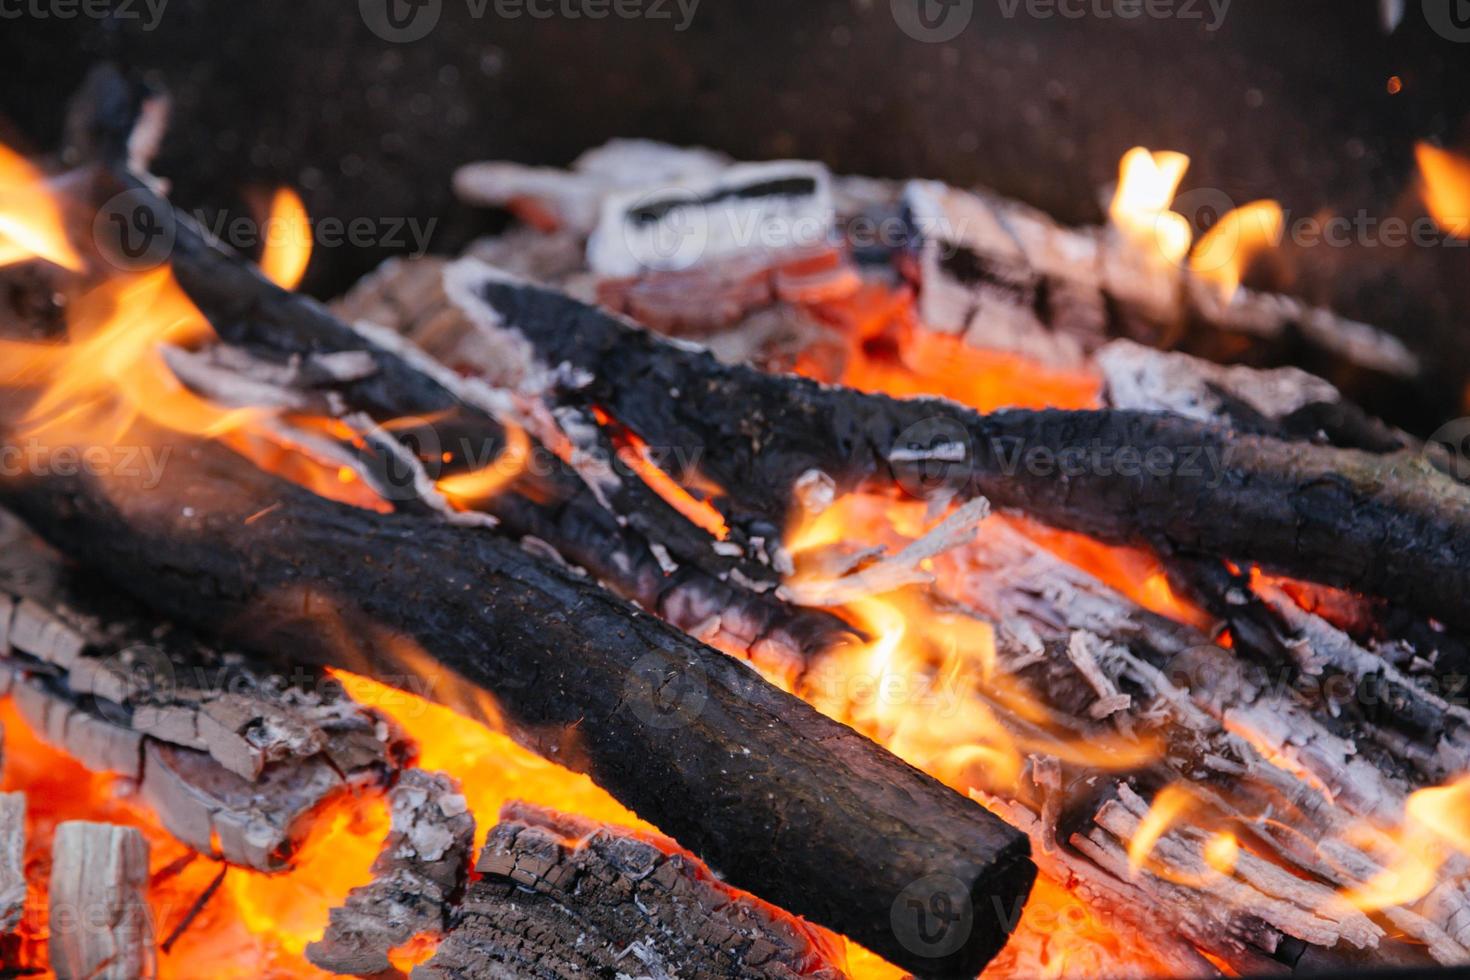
[448,267,1470,634]
[0,429,1035,979]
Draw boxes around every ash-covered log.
[0,514,409,870]
[443,261,1470,634]
[0,429,1036,979]
[0,791,23,940]
[48,821,154,980]
[413,802,847,980]
[308,769,475,976]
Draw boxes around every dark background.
[2,0,1468,430]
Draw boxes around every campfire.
[1,65,1469,980]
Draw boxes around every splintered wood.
[48,821,153,980]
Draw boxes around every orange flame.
[594,407,730,540]
[1127,784,1197,877]
[0,143,83,271]
[1415,142,1470,239]
[0,268,261,446]
[1109,147,1193,265]
[436,422,531,509]
[259,187,312,290]
[1344,774,1470,912]
[1190,200,1284,302]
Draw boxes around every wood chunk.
[9,598,87,668]
[0,792,24,935]
[307,770,475,976]
[48,821,154,980]
[412,803,846,980]
[587,160,835,279]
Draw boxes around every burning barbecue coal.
[1,66,1469,980]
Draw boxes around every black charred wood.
[0,430,1035,979]
[455,270,1470,634]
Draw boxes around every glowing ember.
[593,406,731,540]
[1416,142,1470,239]
[259,187,313,290]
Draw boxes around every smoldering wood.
[443,261,1470,634]
[0,792,23,937]
[412,802,846,980]
[0,430,1036,980]
[71,165,855,673]
[48,821,154,980]
[0,514,408,871]
[307,769,475,976]
[900,180,1422,391]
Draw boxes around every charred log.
[0,514,409,870]
[413,802,846,980]
[0,793,22,939]
[0,431,1036,979]
[443,262,1470,634]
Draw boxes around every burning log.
[413,802,845,980]
[69,163,855,676]
[901,179,1421,389]
[0,514,409,870]
[442,262,1470,634]
[307,769,475,976]
[48,821,154,980]
[0,429,1037,979]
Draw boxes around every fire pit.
[2,5,1470,978]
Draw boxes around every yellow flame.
[1127,784,1196,878]
[0,268,260,445]
[0,143,84,271]
[1343,774,1470,912]
[1416,142,1470,239]
[1190,199,1284,302]
[1203,831,1240,876]
[1109,147,1193,264]
[259,187,312,289]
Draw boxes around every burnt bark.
[447,265,1470,633]
[0,431,1035,979]
[414,802,847,980]
[72,164,853,671]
